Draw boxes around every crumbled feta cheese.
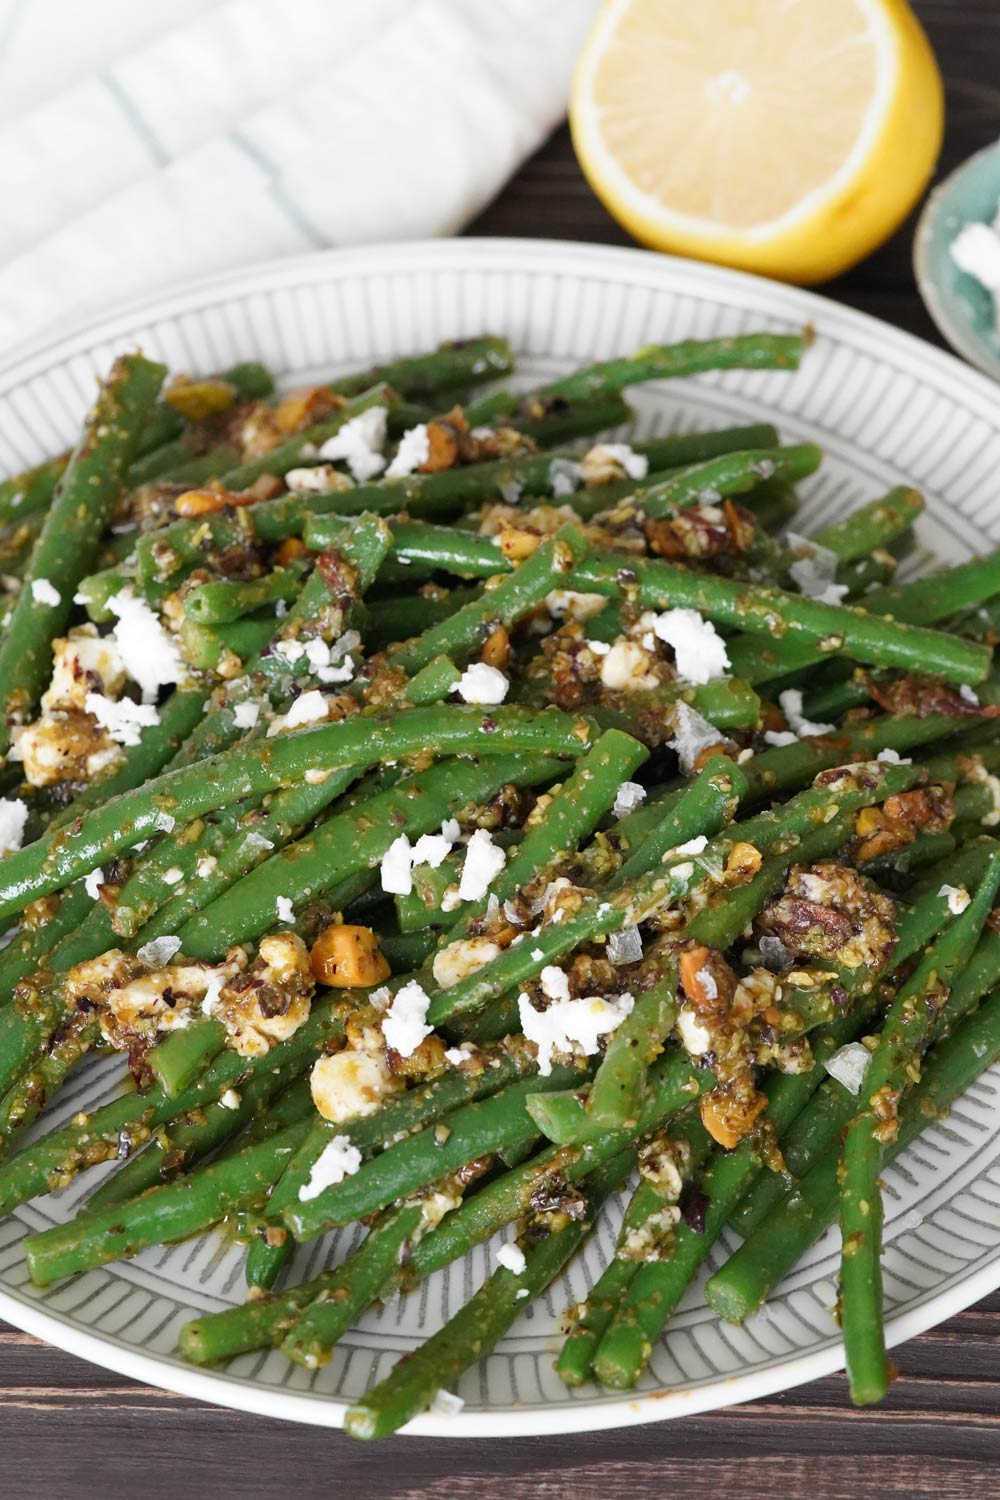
[778,688,835,738]
[444,1044,475,1067]
[380,834,414,896]
[600,639,658,692]
[457,829,506,902]
[607,925,643,965]
[381,979,434,1057]
[0,798,28,855]
[545,589,607,623]
[233,701,260,729]
[432,936,501,989]
[107,592,185,703]
[676,1006,712,1057]
[300,633,357,685]
[674,836,708,857]
[282,690,328,730]
[201,970,226,1015]
[219,1089,241,1110]
[30,578,61,607]
[763,730,799,748]
[318,407,388,482]
[196,855,218,878]
[966,759,1000,827]
[583,442,648,481]
[951,219,1000,306]
[695,966,718,1000]
[455,662,509,706]
[940,883,971,915]
[283,463,347,494]
[518,990,634,1076]
[496,1242,527,1276]
[84,867,104,900]
[386,423,430,479]
[668,702,729,772]
[876,747,910,764]
[85,691,159,747]
[162,867,184,886]
[276,896,294,924]
[960,683,980,706]
[136,935,182,967]
[613,781,646,818]
[651,609,730,685]
[587,638,611,656]
[297,1135,363,1201]
[274,638,306,665]
[540,965,571,1002]
[823,1041,871,1096]
[549,457,582,497]
[441,817,461,843]
[530,948,545,962]
[430,1389,465,1418]
[411,831,454,869]
[785,533,848,605]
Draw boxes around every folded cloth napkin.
[0,0,600,354]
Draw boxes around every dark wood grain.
[7,5,1000,1496]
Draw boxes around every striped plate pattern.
[1,240,999,1437]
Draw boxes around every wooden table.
[5,4,999,1494]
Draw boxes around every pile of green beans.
[1,327,999,1439]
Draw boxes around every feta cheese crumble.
[0,798,28,855]
[298,1135,363,1201]
[496,1242,527,1275]
[30,578,61,607]
[517,990,634,1076]
[430,1390,465,1418]
[381,979,434,1057]
[668,702,729,772]
[233,701,260,729]
[652,609,730,685]
[318,407,388,482]
[281,689,328,730]
[778,688,835,738]
[549,457,582,496]
[411,833,453,869]
[380,834,414,896]
[276,896,294,924]
[84,867,104,900]
[85,691,159,747]
[457,829,506,902]
[455,662,509,706]
[940,883,971,915]
[676,1006,713,1058]
[219,1089,241,1110]
[107,592,185,703]
[385,423,430,479]
[613,781,646,818]
[784,532,848,605]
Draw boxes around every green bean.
[0,354,166,754]
[706,990,1000,1325]
[284,1065,591,1240]
[568,553,991,686]
[182,563,308,625]
[585,968,678,1129]
[839,849,1000,1405]
[636,446,822,521]
[344,1152,631,1440]
[811,488,924,563]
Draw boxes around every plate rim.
[1,234,999,1437]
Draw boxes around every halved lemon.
[570,0,943,284]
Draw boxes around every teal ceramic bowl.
[914,139,1000,381]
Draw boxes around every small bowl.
[914,138,1000,382]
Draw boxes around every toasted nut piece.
[497,526,542,562]
[310,924,391,988]
[680,945,736,1014]
[482,626,510,670]
[761,700,788,734]
[275,536,308,566]
[420,419,462,473]
[692,742,734,772]
[726,841,762,880]
[164,376,237,421]
[273,385,342,434]
[855,806,882,837]
[174,488,229,519]
[700,1085,767,1149]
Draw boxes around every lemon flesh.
[571,0,944,284]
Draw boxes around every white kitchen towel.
[0,0,600,353]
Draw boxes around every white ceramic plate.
[1,239,1000,1438]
